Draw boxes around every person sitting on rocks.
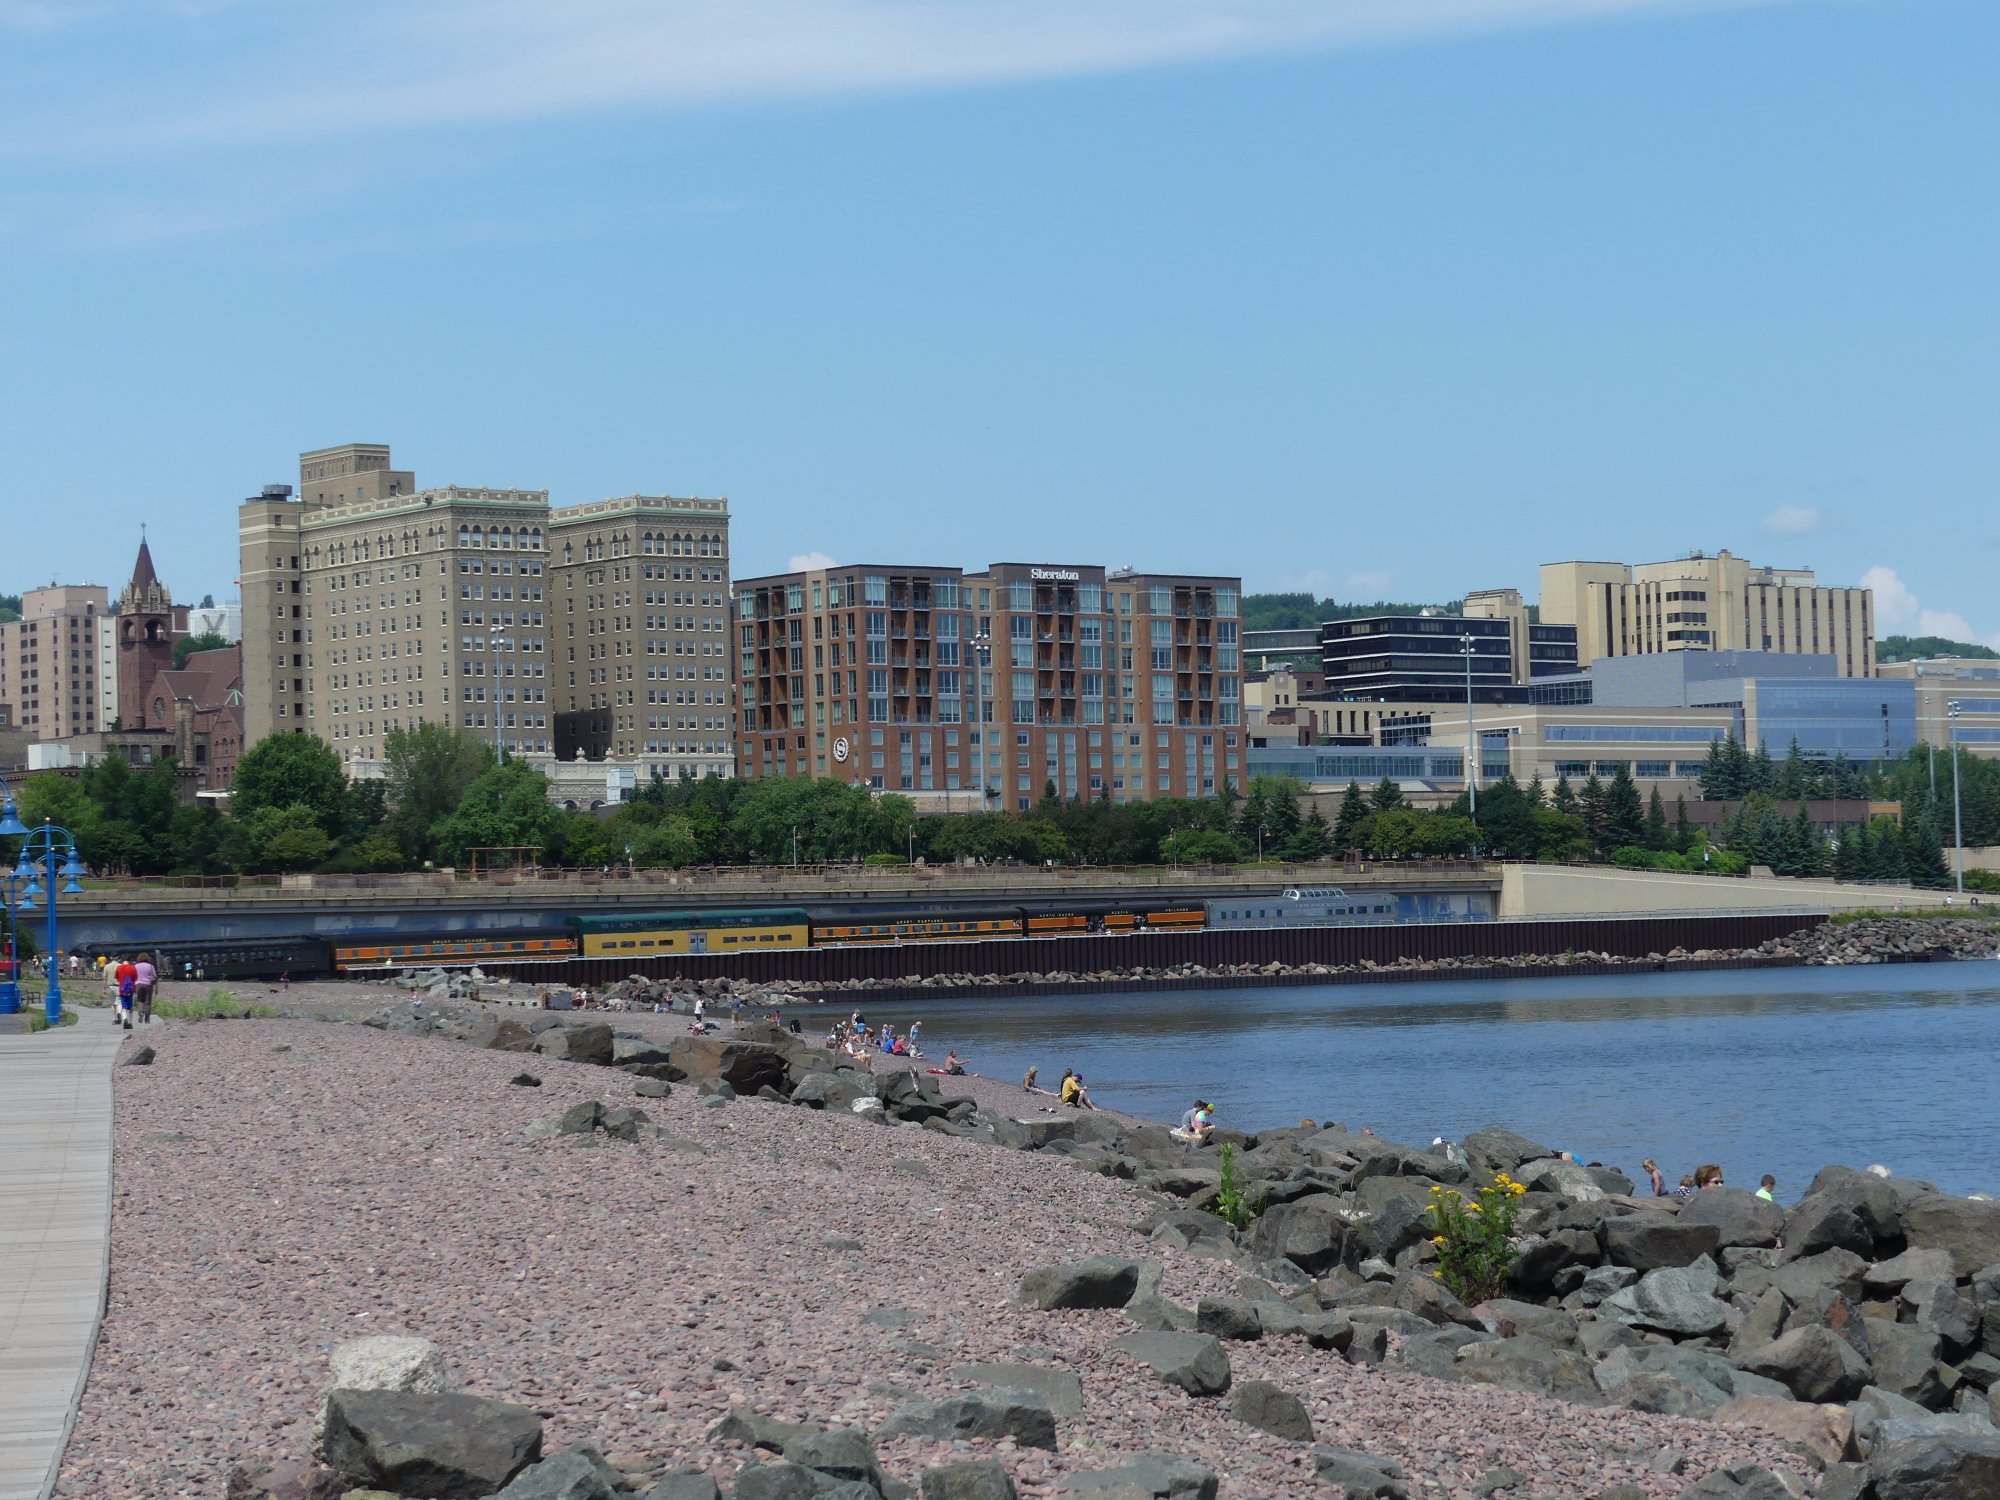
[1673,1174,1697,1200]
[1694,1163,1725,1190]
[943,1049,967,1075]
[1059,1069,1096,1109]
[1642,1158,1666,1196]
[1173,1100,1214,1144]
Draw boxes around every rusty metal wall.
[482,911,1827,989]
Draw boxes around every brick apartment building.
[734,561,1243,807]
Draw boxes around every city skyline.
[3,0,1994,641]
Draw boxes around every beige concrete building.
[548,494,734,781]
[1540,550,1873,678]
[240,444,730,785]
[0,585,112,741]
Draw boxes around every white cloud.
[5,0,1815,158]
[1861,565,2000,650]
[1762,504,1823,537]
[788,550,838,571]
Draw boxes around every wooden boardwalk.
[0,1021,121,1500]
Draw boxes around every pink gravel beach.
[57,1015,1811,1499]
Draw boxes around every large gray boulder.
[1460,1126,1549,1176]
[665,1037,788,1095]
[1868,1431,2000,1500]
[1601,1214,1723,1271]
[1782,1196,1874,1262]
[493,1447,621,1500]
[1906,1275,1983,1354]
[1677,1189,1787,1249]
[1904,1195,2000,1278]
[1229,1379,1313,1442]
[1453,1335,1598,1403]
[1018,1257,1145,1310]
[1598,1260,1732,1337]
[1595,1344,1787,1410]
[610,1035,673,1066]
[322,1390,542,1498]
[1864,1320,1950,1408]
[953,1363,1085,1419]
[313,1336,457,1451]
[878,1391,1057,1449]
[1868,1247,1958,1295]
[921,1462,1018,1500]
[1349,1179,1433,1261]
[1736,1326,1873,1404]
[1062,1453,1219,1500]
[1515,1158,1604,1202]
[1311,1447,1409,1499]
[1111,1331,1232,1396]
[1675,1465,1802,1500]
[1245,1198,1348,1275]
[780,1429,884,1493]
[533,1023,614,1066]
[645,1476,722,1500]
[1771,1248,1868,1304]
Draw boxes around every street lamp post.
[1948,699,1965,895]
[14,819,88,1027]
[969,630,992,814]
[0,779,27,1013]
[1461,633,1479,827]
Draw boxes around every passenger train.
[101,885,1485,980]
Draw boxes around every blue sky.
[2,0,1995,641]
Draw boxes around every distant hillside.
[1878,634,1999,663]
[0,592,19,624]
[1244,591,1466,633]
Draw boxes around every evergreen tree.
[1776,737,1810,799]
[1602,765,1645,849]
[1790,803,1826,877]
[1579,773,1608,849]
[1867,818,1906,881]
[1833,822,1862,882]
[1645,787,1670,851]
[1698,736,1729,800]
[1369,777,1405,813]
[1673,794,1694,852]
[1721,733,1753,798]
[1552,773,1578,816]
[1905,813,1950,889]
[1284,805,1333,862]
[1332,782,1369,851]
[1749,740,1777,794]
[1525,772,1546,808]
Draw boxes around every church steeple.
[130,531,159,593]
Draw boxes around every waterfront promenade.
[0,1022,120,1500]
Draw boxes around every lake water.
[855,963,2000,1200]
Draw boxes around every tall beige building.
[239,444,730,783]
[1540,550,1874,678]
[0,585,112,739]
[548,495,734,780]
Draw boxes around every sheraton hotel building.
[733,562,1244,809]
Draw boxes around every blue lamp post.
[0,781,28,1013]
[14,819,87,1027]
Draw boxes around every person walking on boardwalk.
[133,953,157,1025]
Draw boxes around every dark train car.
[103,935,337,981]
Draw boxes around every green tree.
[1551,773,1578,817]
[1673,794,1694,852]
[1332,782,1368,850]
[237,804,334,873]
[1237,774,1304,858]
[1601,765,1645,850]
[1164,827,1240,864]
[1282,805,1333,861]
[383,724,496,861]
[1579,773,1608,849]
[1905,812,1950,889]
[1644,786,1670,852]
[432,758,566,865]
[1775,737,1810,800]
[1368,777,1405,813]
[232,734,346,835]
[172,631,231,667]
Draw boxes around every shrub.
[152,988,278,1021]
[1424,1171,1527,1304]
[1215,1141,1251,1229]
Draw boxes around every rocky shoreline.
[90,978,1995,1500]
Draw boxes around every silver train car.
[1206,885,1492,928]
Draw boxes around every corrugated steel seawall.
[478,911,1830,990]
